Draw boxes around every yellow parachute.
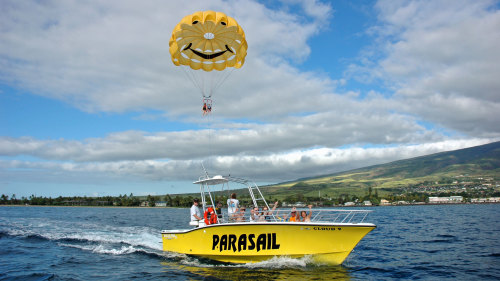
[169,11,247,72]
[169,11,247,114]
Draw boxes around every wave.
[1,229,49,242]
[1,220,164,260]
[244,255,314,268]
[58,243,136,255]
[57,242,163,258]
[176,254,317,269]
[436,234,456,238]
[427,238,457,243]
[0,273,55,281]
[5,229,160,249]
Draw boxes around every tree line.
[1,194,141,206]
[0,192,277,208]
[3,186,497,207]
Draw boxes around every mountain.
[263,141,500,199]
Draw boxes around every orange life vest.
[204,207,218,225]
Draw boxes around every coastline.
[0,204,178,209]
[2,202,499,208]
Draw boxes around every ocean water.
[0,204,499,280]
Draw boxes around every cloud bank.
[1,0,499,195]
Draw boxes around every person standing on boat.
[190,199,202,222]
[227,193,240,221]
[215,201,223,220]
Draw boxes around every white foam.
[162,251,189,260]
[179,256,219,267]
[4,217,163,252]
[177,255,315,269]
[58,243,138,255]
[59,227,163,251]
[243,255,313,269]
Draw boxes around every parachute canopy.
[169,11,247,72]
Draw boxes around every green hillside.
[261,141,500,200]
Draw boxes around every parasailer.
[169,11,247,115]
[202,98,212,115]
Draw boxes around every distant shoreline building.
[428,196,463,204]
[155,201,167,207]
[470,197,500,203]
[380,199,390,206]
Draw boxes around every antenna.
[201,162,209,178]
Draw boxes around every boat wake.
[163,254,348,280]
[1,216,164,258]
[57,242,161,256]
[2,218,319,268]
[2,219,339,271]
[176,254,316,269]
[244,255,314,268]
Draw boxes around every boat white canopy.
[193,175,229,185]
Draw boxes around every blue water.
[0,204,499,280]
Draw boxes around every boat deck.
[162,208,374,233]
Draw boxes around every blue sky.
[1,0,499,198]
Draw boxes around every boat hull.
[162,222,375,265]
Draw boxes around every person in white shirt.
[227,193,240,221]
[190,199,202,221]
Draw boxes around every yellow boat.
[161,175,375,265]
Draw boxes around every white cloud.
[0,104,443,163]
[357,0,500,135]
[1,139,494,184]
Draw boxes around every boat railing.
[202,208,372,226]
[308,208,372,224]
[194,174,372,227]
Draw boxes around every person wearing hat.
[190,198,202,222]
[285,207,298,222]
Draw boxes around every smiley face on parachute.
[169,11,247,71]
